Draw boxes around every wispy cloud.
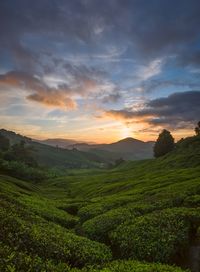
[136,58,164,81]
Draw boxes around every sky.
[0,0,200,143]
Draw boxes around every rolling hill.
[0,129,154,169]
[0,129,107,169]
[69,137,154,160]
[35,136,154,160]
[37,138,91,149]
[0,134,200,271]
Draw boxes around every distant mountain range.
[38,136,154,160]
[0,129,154,168]
[37,138,86,149]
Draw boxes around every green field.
[0,135,200,271]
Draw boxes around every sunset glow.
[0,1,200,143]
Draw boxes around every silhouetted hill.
[37,138,91,149]
[70,137,154,160]
[0,129,106,169]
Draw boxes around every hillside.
[0,129,154,169]
[0,135,200,271]
[37,138,91,149]
[0,129,107,169]
[34,136,154,161]
[69,137,154,160]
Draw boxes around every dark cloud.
[128,0,200,57]
[139,79,200,94]
[105,91,200,129]
[101,92,121,104]
[175,51,200,68]
[1,0,200,70]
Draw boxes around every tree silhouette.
[154,129,175,158]
[195,121,200,135]
[0,134,10,151]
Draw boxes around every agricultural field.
[0,135,200,271]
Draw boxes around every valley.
[0,132,200,271]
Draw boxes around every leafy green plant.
[110,209,190,262]
[0,134,200,271]
[88,260,189,272]
[82,207,134,243]
[0,204,112,268]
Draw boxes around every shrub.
[78,203,108,222]
[183,195,200,207]
[78,196,140,223]
[20,196,79,229]
[0,207,112,268]
[110,209,190,263]
[82,207,138,243]
[0,246,189,272]
[0,159,47,182]
[0,242,80,272]
[82,203,156,244]
[86,260,189,272]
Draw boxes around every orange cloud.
[27,92,77,109]
[104,109,154,123]
[0,71,98,110]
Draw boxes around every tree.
[0,133,10,151]
[195,121,200,135]
[154,129,175,158]
[4,140,37,167]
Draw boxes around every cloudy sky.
[0,0,200,142]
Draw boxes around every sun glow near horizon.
[121,126,134,139]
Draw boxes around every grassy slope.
[0,129,107,169]
[0,136,200,271]
[31,141,106,168]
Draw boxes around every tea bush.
[0,242,80,272]
[20,195,79,228]
[86,260,189,272]
[0,134,200,271]
[82,207,138,243]
[110,209,190,262]
[0,206,112,268]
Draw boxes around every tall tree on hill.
[0,134,10,151]
[154,129,175,158]
[195,121,200,135]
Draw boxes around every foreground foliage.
[0,135,200,271]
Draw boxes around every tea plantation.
[0,135,200,271]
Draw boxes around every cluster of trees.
[154,121,200,158]
[0,134,10,151]
[0,135,37,167]
[195,121,200,136]
[0,134,62,181]
[0,134,48,181]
